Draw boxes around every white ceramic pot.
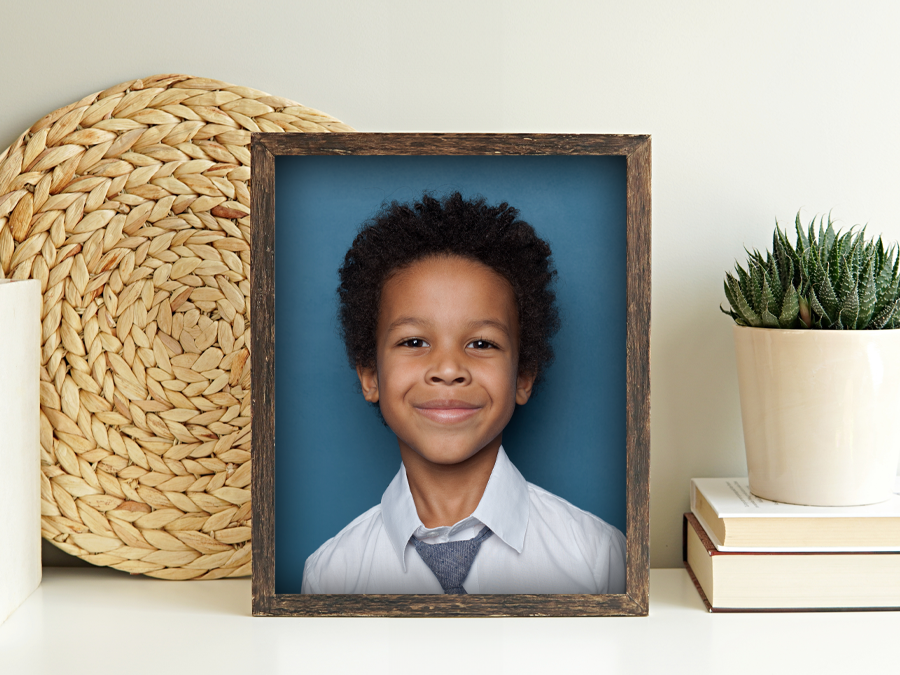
[734,325,900,506]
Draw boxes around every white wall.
[3,0,899,568]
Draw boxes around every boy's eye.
[467,339,496,350]
[400,338,429,348]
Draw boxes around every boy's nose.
[426,347,470,385]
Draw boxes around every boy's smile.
[357,255,535,469]
[413,398,480,424]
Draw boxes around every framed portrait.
[251,133,650,616]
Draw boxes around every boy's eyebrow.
[386,316,431,332]
[465,319,511,337]
[385,317,511,337]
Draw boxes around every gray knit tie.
[412,525,493,595]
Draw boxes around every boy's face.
[357,255,535,467]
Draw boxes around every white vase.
[733,324,900,506]
[0,279,41,625]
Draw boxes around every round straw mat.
[0,74,354,579]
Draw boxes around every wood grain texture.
[260,592,646,617]
[250,133,651,617]
[256,132,647,157]
[250,140,275,615]
[624,136,651,614]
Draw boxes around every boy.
[301,192,626,594]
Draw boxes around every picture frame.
[251,133,651,617]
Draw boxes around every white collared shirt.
[301,447,626,594]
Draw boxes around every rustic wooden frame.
[251,133,651,617]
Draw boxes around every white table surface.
[1,567,898,674]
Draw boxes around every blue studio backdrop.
[274,155,626,593]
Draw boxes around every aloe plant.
[722,213,900,329]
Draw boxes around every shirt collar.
[470,446,529,554]
[380,465,422,572]
[381,445,530,571]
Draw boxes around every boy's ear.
[515,370,536,405]
[356,364,379,403]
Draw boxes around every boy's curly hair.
[337,191,560,384]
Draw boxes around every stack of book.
[684,477,900,612]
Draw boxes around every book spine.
[685,512,724,556]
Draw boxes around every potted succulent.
[722,214,900,506]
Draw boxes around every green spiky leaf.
[795,213,809,251]
[797,249,810,293]
[827,230,848,287]
[773,227,791,289]
[838,280,860,329]
[870,298,900,329]
[761,307,780,328]
[857,256,877,328]
[808,284,831,325]
[766,252,784,310]
[748,259,766,315]
[720,305,749,326]
[779,284,800,328]
[722,212,900,331]
[824,215,836,251]
[814,258,841,319]
[726,274,760,326]
[798,295,811,327]
[837,257,855,303]
[760,275,779,322]
[875,249,900,314]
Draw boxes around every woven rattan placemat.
[0,74,353,579]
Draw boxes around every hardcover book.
[683,513,900,612]
[691,477,900,551]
